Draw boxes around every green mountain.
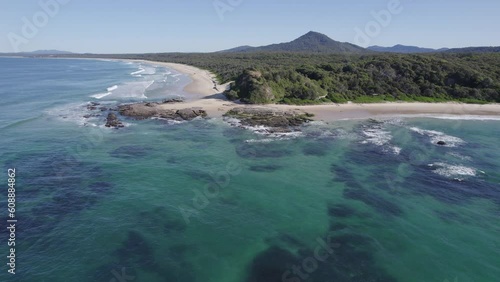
[220,31,367,53]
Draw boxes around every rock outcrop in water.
[118,103,207,121]
[87,102,100,111]
[105,113,124,128]
[224,107,313,130]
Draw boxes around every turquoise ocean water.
[0,57,499,282]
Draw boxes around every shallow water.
[1,58,499,282]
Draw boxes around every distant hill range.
[1,34,499,56]
[220,31,367,53]
[368,44,500,54]
[367,45,449,53]
[219,32,500,54]
[0,50,73,56]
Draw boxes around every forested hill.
[30,34,500,105]
[112,52,500,104]
[220,31,367,54]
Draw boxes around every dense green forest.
[68,52,500,104]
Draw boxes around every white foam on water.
[45,102,92,126]
[429,162,479,179]
[131,68,145,76]
[107,85,118,92]
[91,85,119,99]
[361,128,392,146]
[415,114,500,121]
[91,92,112,99]
[224,117,303,141]
[383,117,406,126]
[151,117,187,125]
[334,129,359,141]
[359,123,401,155]
[245,139,277,144]
[244,132,303,143]
[409,127,465,147]
[94,80,153,100]
[392,146,402,155]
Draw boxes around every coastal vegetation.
[116,52,500,104]
[11,31,500,105]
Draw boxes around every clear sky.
[1,0,499,53]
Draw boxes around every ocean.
[0,57,499,282]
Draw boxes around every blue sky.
[1,0,499,53]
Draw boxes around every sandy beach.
[139,60,500,121]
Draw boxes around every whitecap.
[245,139,276,143]
[131,68,145,75]
[392,146,402,155]
[429,162,478,179]
[91,85,119,99]
[45,102,92,126]
[224,117,303,140]
[91,92,112,99]
[360,125,401,155]
[419,115,500,121]
[361,128,392,146]
[409,127,465,147]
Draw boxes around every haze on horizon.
[1,0,499,54]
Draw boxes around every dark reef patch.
[115,230,156,270]
[328,204,357,218]
[110,145,152,159]
[92,229,195,282]
[303,143,330,156]
[330,223,349,231]
[246,246,298,282]
[223,130,246,144]
[138,206,187,235]
[246,230,398,282]
[330,163,355,184]
[2,152,107,240]
[343,186,403,217]
[249,164,283,172]
[35,190,98,215]
[236,143,292,159]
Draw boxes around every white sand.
[137,60,500,121]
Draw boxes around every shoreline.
[132,59,230,97]
[125,59,500,122]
